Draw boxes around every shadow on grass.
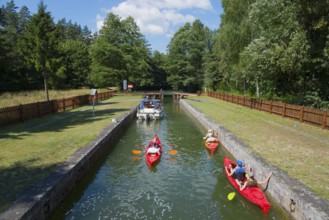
[0,157,56,212]
[0,106,131,140]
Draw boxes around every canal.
[50,97,289,219]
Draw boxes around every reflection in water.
[50,97,289,220]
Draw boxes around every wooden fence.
[207,92,329,130]
[0,91,114,128]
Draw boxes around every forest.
[1,0,328,108]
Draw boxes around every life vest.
[234,167,245,181]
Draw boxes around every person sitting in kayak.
[147,143,160,155]
[205,129,218,143]
[240,171,272,191]
[150,135,160,146]
[226,160,245,187]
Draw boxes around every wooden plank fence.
[0,91,114,128]
[207,92,329,130]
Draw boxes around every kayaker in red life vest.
[226,160,245,187]
[239,171,272,191]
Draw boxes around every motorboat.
[137,98,164,120]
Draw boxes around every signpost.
[90,89,97,117]
[123,80,128,95]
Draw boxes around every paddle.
[132,150,142,154]
[227,192,236,200]
[168,149,177,155]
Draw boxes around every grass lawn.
[0,94,140,212]
[0,89,112,108]
[186,96,329,201]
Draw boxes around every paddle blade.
[168,157,177,162]
[228,192,236,200]
[133,156,140,161]
[168,150,177,155]
[132,150,142,154]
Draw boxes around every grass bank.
[186,96,329,201]
[0,89,111,108]
[0,94,140,212]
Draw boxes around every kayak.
[205,141,219,154]
[145,135,162,168]
[224,156,271,214]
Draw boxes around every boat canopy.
[140,99,161,110]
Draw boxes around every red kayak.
[145,135,162,168]
[224,156,271,214]
[205,141,219,154]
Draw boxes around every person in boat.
[150,136,160,146]
[239,171,272,191]
[147,143,160,155]
[226,160,246,187]
[205,129,218,143]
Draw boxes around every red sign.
[128,84,133,88]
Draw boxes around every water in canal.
[50,97,289,220]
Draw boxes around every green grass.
[186,96,329,201]
[0,89,111,108]
[0,94,141,212]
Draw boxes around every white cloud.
[96,0,213,36]
[96,14,104,30]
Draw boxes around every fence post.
[323,111,327,129]
[299,107,304,122]
[19,104,23,122]
[52,100,56,113]
[270,101,273,113]
[282,104,286,117]
[260,99,262,110]
[37,102,40,117]
[63,98,65,111]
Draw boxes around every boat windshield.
[140,100,161,109]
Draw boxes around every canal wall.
[0,106,138,220]
[180,99,329,220]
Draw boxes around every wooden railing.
[0,91,114,128]
[207,92,329,130]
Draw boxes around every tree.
[19,1,58,100]
[90,13,150,88]
[166,20,210,92]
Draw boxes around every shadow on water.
[49,96,290,220]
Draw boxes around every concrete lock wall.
[180,99,329,220]
[0,105,138,220]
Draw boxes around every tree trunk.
[256,78,260,98]
[44,72,49,101]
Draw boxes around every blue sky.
[5,0,223,53]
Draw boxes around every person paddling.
[226,160,245,187]
[240,172,272,191]
[147,143,160,155]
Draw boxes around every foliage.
[166,20,214,92]
[89,13,151,89]
[205,0,329,108]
